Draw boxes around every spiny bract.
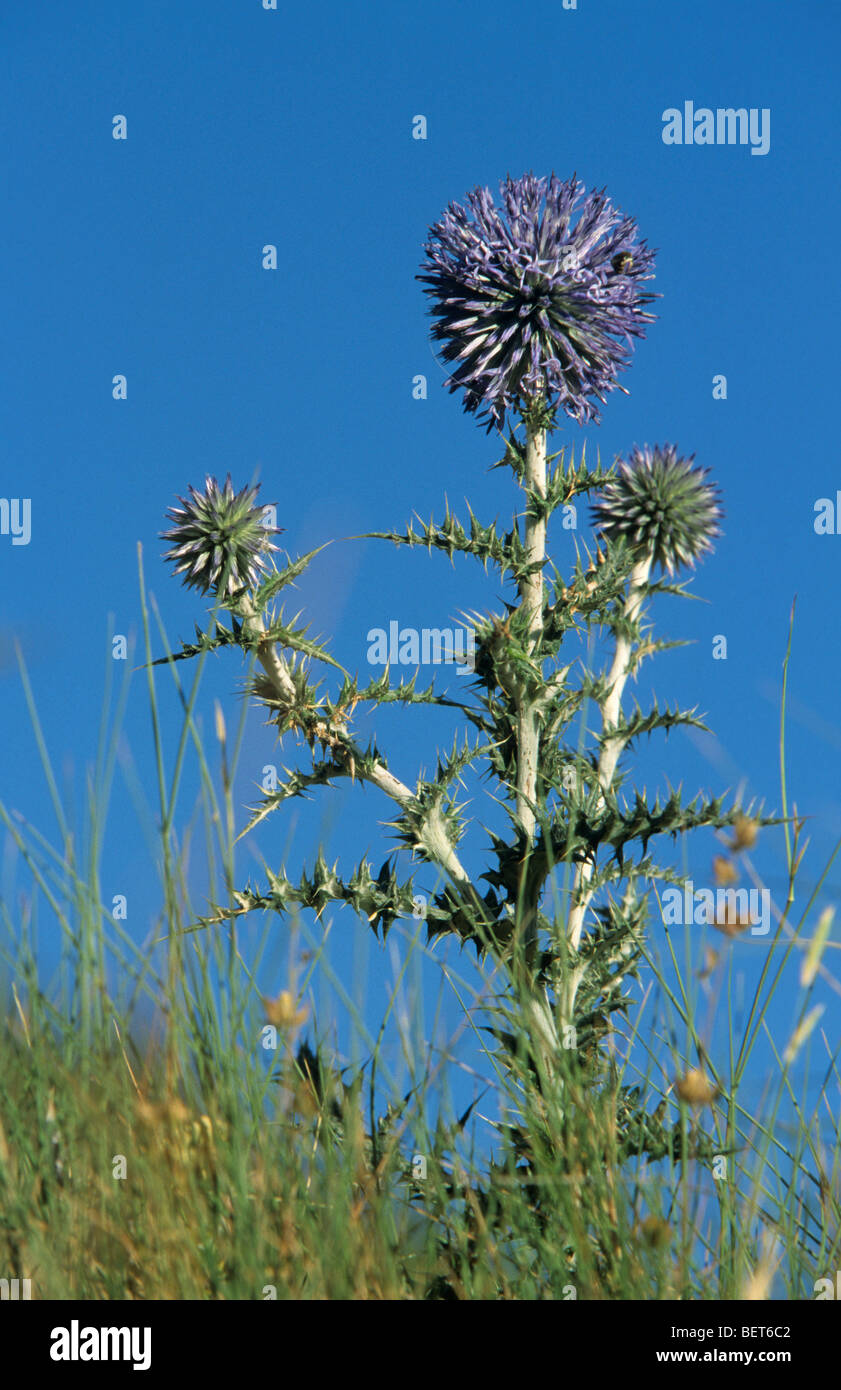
[161,474,282,597]
[590,444,723,574]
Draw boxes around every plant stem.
[563,554,653,1021]
[238,594,476,900]
[516,422,547,955]
[238,594,298,705]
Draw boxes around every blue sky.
[2,0,840,1126]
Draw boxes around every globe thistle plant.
[590,444,723,575]
[161,474,282,598]
[418,172,657,431]
[421,174,657,949]
[153,169,753,1237]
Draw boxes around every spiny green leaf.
[250,544,332,610]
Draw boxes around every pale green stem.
[237,595,475,898]
[516,423,547,954]
[562,553,653,1023]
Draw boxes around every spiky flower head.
[418,172,657,431]
[161,474,282,597]
[590,445,722,574]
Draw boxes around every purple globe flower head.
[418,172,658,432]
[590,445,723,575]
[161,474,283,597]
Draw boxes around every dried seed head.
[730,814,759,852]
[675,1068,719,1107]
